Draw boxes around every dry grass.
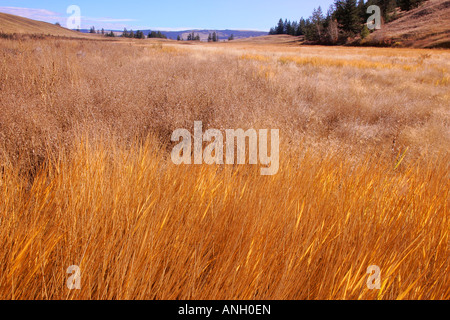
[365,0,450,48]
[0,37,449,300]
[0,12,99,39]
[232,34,304,46]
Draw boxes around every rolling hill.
[0,12,98,38]
[364,0,450,48]
[0,10,267,41]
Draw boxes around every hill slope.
[232,34,304,45]
[0,12,94,38]
[365,0,450,48]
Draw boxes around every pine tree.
[398,0,426,11]
[312,6,324,41]
[304,18,317,41]
[148,31,167,39]
[136,30,145,39]
[299,18,307,36]
[188,31,196,41]
[334,0,360,36]
[276,19,285,34]
[285,20,292,35]
[290,21,298,36]
[357,0,367,23]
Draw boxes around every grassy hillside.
[232,34,304,45]
[365,0,450,48]
[0,12,97,38]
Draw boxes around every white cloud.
[0,6,63,22]
[146,27,197,31]
[95,18,137,23]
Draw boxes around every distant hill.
[364,0,450,48]
[79,29,268,41]
[163,30,268,41]
[0,11,267,41]
[0,12,94,38]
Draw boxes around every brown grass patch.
[0,37,448,300]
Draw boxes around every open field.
[0,37,449,300]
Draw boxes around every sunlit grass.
[277,55,420,71]
[0,37,448,300]
[0,137,448,300]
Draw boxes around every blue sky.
[0,0,335,31]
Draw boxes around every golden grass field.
[0,36,449,300]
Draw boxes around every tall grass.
[0,137,448,300]
[0,38,448,299]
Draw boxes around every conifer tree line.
[269,0,428,43]
[208,32,220,42]
[121,28,167,39]
[89,26,115,37]
[186,31,201,41]
[147,31,168,39]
